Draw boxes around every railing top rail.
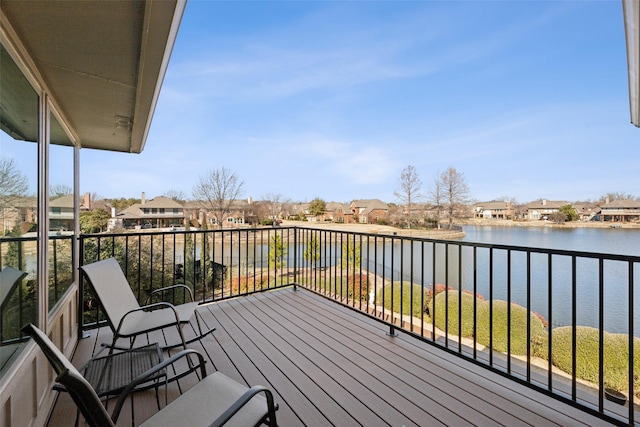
[298,226,640,263]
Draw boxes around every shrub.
[230,274,270,294]
[431,291,547,356]
[431,290,478,337]
[378,282,430,320]
[552,326,640,395]
[345,274,370,301]
[475,300,547,356]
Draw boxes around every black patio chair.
[22,323,278,427]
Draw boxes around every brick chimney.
[141,192,146,204]
[84,192,91,209]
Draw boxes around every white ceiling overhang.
[1,0,185,153]
[623,0,640,127]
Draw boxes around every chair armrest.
[209,386,278,427]
[111,349,207,423]
[145,284,194,304]
[114,302,180,338]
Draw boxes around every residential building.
[0,196,36,234]
[599,199,640,222]
[110,195,185,230]
[473,200,514,219]
[572,201,600,221]
[49,194,75,231]
[350,199,389,224]
[323,202,352,223]
[524,199,569,220]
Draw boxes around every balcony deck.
[48,287,611,426]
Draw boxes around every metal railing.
[0,234,74,345]
[78,226,640,426]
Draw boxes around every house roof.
[50,194,75,208]
[116,196,184,219]
[524,200,569,209]
[601,199,640,209]
[475,201,511,210]
[325,202,350,212]
[1,1,185,153]
[139,196,184,209]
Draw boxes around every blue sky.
[68,1,640,203]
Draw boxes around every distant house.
[350,199,389,224]
[1,196,37,234]
[324,202,353,223]
[184,198,257,228]
[110,195,185,230]
[49,194,75,231]
[599,199,640,222]
[474,201,514,219]
[524,199,569,220]
[571,201,599,221]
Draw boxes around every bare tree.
[192,167,244,228]
[428,176,444,228]
[49,184,73,198]
[438,166,470,227]
[600,192,640,203]
[394,165,422,228]
[261,193,283,220]
[0,157,29,233]
[163,189,187,204]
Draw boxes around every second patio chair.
[80,257,215,351]
[22,323,278,427]
[1,266,27,313]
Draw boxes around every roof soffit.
[1,0,184,153]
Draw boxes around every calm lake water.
[457,225,640,335]
[461,225,640,257]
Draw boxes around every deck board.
[47,287,619,426]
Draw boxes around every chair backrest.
[80,258,141,330]
[0,266,27,311]
[21,323,115,427]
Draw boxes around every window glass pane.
[48,113,74,310]
[0,43,39,376]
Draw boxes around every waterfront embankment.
[284,220,465,239]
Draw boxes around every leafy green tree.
[559,204,578,221]
[268,232,287,270]
[308,198,326,217]
[303,234,320,268]
[79,208,111,233]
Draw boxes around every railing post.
[387,324,397,337]
[77,234,89,339]
[293,227,297,291]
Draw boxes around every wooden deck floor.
[48,286,617,426]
